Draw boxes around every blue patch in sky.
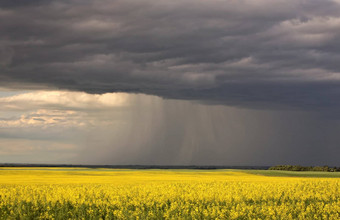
[0,89,29,98]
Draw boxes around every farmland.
[0,168,339,219]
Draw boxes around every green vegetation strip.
[242,169,340,178]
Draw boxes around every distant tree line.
[269,165,340,172]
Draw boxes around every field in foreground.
[0,168,339,219]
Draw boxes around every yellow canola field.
[0,168,339,219]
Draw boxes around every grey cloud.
[1,0,340,110]
[0,0,48,8]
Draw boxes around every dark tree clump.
[269,165,339,172]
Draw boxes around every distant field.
[241,169,340,178]
[0,168,339,219]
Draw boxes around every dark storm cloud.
[0,0,48,8]
[1,0,340,109]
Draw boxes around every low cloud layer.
[0,90,339,166]
[1,0,340,109]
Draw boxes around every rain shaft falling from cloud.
[0,90,339,165]
[73,93,340,166]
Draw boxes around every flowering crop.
[0,168,339,219]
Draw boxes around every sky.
[0,0,339,166]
